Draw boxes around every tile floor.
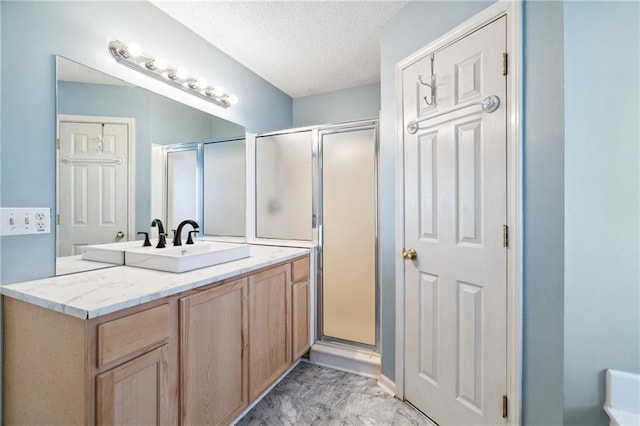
[236,361,434,425]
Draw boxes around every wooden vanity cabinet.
[3,254,311,426]
[179,278,249,425]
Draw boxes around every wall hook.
[418,54,436,106]
[95,135,104,152]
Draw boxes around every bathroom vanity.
[1,245,311,425]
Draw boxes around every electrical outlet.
[0,208,51,236]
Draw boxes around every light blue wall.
[379,0,494,382]
[522,2,565,424]
[0,1,292,284]
[58,80,244,234]
[292,83,380,127]
[563,2,640,425]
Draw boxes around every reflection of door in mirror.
[57,116,133,256]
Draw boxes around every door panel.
[417,273,439,384]
[100,165,117,226]
[418,131,438,241]
[96,345,169,426]
[248,264,291,400]
[403,17,507,426]
[180,279,248,425]
[457,280,483,412]
[456,119,483,245]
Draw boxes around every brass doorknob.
[402,248,417,260]
[116,231,125,239]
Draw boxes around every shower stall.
[253,120,379,352]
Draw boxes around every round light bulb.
[173,68,188,80]
[195,79,208,90]
[153,57,167,71]
[212,86,224,97]
[127,42,142,58]
[228,95,239,105]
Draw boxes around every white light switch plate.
[0,208,51,236]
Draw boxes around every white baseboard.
[309,341,381,379]
[377,374,396,397]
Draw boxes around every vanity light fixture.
[108,39,238,108]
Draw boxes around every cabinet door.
[292,279,310,360]
[96,345,169,426]
[180,278,248,425]
[248,264,291,400]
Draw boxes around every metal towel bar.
[61,156,123,165]
[407,95,500,134]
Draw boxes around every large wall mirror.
[56,56,246,275]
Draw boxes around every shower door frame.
[247,119,381,352]
[316,120,380,351]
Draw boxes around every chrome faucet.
[173,220,199,246]
[151,219,167,248]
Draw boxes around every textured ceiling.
[149,1,407,98]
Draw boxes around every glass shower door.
[255,131,313,241]
[320,126,377,347]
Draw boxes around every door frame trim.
[56,114,136,255]
[393,1,522,424]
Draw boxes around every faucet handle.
[156,233,166,249]
[172,229,181,246]
[137,231,152,247]
[186,230,198,245]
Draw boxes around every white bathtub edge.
[605,369,640,426]
[604,405,640,426]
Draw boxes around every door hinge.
[502,52,508,76]
[502,225,509,248]
[56,138,61,149]
[56,214,60,225]
[502,395,508,418]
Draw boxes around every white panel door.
[58,121,129,256]
[403,17,507,425]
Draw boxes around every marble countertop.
[1,245,310,320]
[55,255,116,276]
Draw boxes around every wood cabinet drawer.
[97,304,170,368]
[291,256,310,283]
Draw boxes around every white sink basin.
[124,241,251,273]
[81,240,149,264]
